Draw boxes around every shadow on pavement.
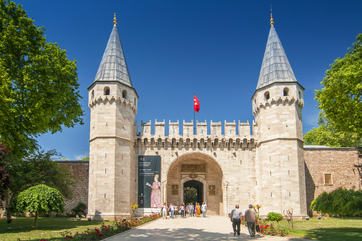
[109,227,311,241]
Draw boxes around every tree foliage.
[315,33,362,138]
[13,184,65,228]
[71,202,87,216]
[0,0,84,158]
[304,115,358,147]
[310,188,362,217]
[3,149,75,222]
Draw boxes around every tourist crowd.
[161,202,207,219]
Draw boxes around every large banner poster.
[138,155,161,208]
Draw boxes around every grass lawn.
[0,217,114,241]
[287,217,362,241]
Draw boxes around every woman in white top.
[201,202,207,217]
[162,203,168,219]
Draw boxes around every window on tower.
[104,87,110,95]
[283,87,289,96]
[122,90,127,99]
[264,91,270,100]
[91,90,94,99]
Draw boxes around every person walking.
[190,203,195,217]
[196,203,201,216]
[244,204,257,237]
[187,203,191,217]
[230,204,243,236]
[169,203,175,219]
[201,202,207,217]
[162,203,168,219]
[181,203,185,218]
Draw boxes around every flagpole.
[194,93,196,135]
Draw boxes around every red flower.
[277,220,279,223]
[268,232,270,234]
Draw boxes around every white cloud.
[75,153,89,160]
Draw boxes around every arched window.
[122,90,127,99]
[91,90,94,99]
[134,98,137,106]
[283,87,289,96]
[299,90,302,99]
[264,91,270,100]
[104,87,110,95]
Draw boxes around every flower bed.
[256,220,289,237]
[52,213,160,240]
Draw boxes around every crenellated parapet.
[135,119,256,150]
[88,95,137,114]
[253,96,304,116]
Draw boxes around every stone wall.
[58,161,89,214]
[59,147,362,216]
[304,146,362,216]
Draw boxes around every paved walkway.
[104,216,311,241]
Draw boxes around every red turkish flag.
[194,95,200,112]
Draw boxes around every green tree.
[304,114,358,147]
[315,33,362,139]
[71,202,87,216]
[3,149,75,223]
[13,184,65,229]
[0,0,84,158]
[310,188,362,217]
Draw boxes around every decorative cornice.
[253,96,304,116]
[135,136,257,150]
[89,96,137,114]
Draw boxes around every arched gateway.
[165,153,223,215]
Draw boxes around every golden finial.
[270,6,274,27]
[113,13,117,26]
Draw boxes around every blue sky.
[13,0,362,160]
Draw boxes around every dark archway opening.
[184,180,203,205]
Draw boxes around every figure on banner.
[146,174,161,208]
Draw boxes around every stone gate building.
[84,15,361,220]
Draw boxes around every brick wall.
[58,161,89,214]
[304,147,362,216]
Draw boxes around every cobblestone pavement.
[104,216,312,241]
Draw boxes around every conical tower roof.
[94,15,132,87]
[256,17,296,90]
